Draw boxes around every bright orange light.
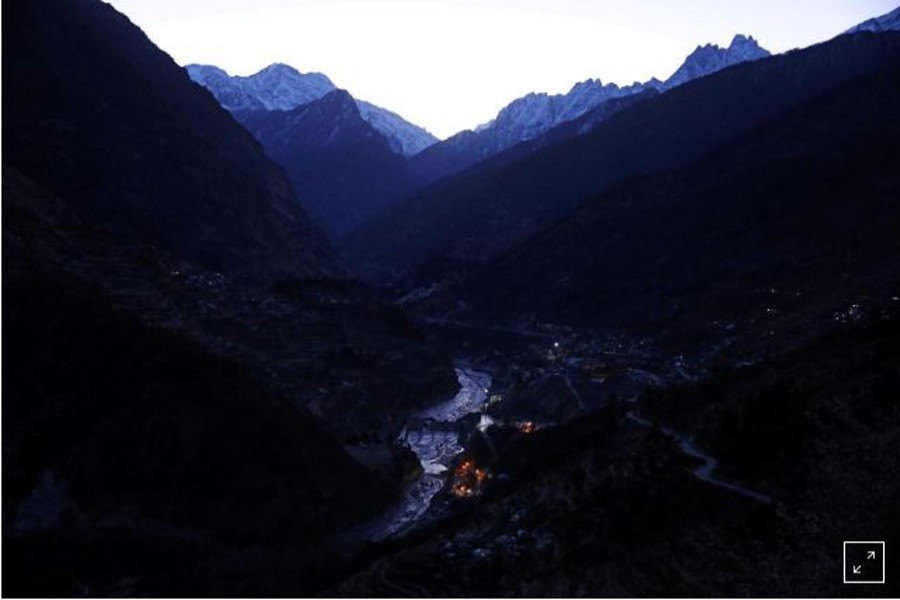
[451,457,490,497]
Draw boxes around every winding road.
[626,411,773,504]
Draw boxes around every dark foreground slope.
[347,33,900,279]
[235,91,415,239]
[3,173,390,595]
[2,0,456,595]
[3,0,334,280]
[455,47,900,353]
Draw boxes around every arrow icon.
[853,565,862,575]
[868,551,877,560]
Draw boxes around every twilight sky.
[107,0,897,138]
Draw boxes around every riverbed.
[344,365,492,542]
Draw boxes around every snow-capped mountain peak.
[413,33,772,185]
[475,77,657,151]
[456,33,768,154]
[663,34,770,89]
[186,63,437,156]
[186,63,336,112]
[244,64,336,111]
[728,33,768,55]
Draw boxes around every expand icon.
[844,541,886,585]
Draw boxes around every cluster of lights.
[451,458,490,498]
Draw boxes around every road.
[626,411,773,504]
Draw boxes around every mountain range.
[410,34,771,184]
[186,62,437,157]
[461,34,900,343]
[186,33,772,242]
[345,31,895,280]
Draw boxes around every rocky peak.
[664,34,770,89]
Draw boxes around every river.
[340,370,769,550]
[344,366,492,543]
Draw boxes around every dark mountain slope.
[346,33,900,279]
[2,0,457,595]
[406,88,659,197]
[408,79,658,188]
[3,0,334,281]
[456,58,900,350]
[1,168,396,595]
[235,90,415,239]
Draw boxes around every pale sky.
[107,0,897,138]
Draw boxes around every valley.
[4,0,900,596]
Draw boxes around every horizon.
[106,1,897,138]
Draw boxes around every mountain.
[662,34,770,89]
[410,35,769,185]
[3,0,457,595]
[234,89,415,238]
[4,0,336,281]
[473,78,658,151]
[356,99,438,158]
[457,41,900,346]
[845,5,900,34]
[411,79,660,184]
[346,33,899,280]
[186,62,335,112]
[187,62,437,156]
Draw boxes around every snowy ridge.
[484,78,659,150]
[423,33,769,172]
[663,35,770,90]
[844,6,900,35]
[186,63,437,156]
[356,100,437,156]
[186,63,334,112]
